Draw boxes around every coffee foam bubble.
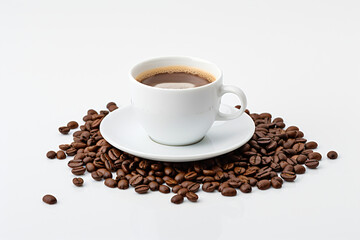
[135,65,216,83]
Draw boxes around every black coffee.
[136,66,215,89]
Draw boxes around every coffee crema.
[136,66,216,89]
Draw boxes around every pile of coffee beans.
[45,102,338,204]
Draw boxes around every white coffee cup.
[130,56,247,146]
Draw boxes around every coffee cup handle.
[216,85,247,121]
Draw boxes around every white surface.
[0,0,359,240]
[100,104,255,161]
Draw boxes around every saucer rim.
[100,104,255,162]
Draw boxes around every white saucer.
[100,104,255,162]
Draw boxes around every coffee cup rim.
[129,56,223,91]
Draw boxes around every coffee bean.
[240,183,252,193]
[73,177,84,186]
[271,177,283,189]
[67,121,79,129]
[56,151,66,160]
[159,185,170,193]
[46,151,56,159]
[86,162,96,172]
[296,155,307,164]
[202,182,216,192]
[58,126,70,134]
[135,185,149,194]
[42,194,57,205]
[294,165,306,174]
[66,148,77,156]
[257,180,271,190]
[171,194,184,204]
[281,171,296,182]
[305,159,319,169]
[184,171,197,181]
[118,179,129,189]
[308,152,322,161]
[68,159,83,168]
[305,141,318,149]
[148,181,159,191]
[177,188,189,196]
[249,178,257,186]
[91,171,103,181]
[106,102,117,109]
[129,174,143,187]
[71,166,86,176]
[186,192,198,202]
[104,178,117,188]
[187,182,200,192]
[327,151,338,159]
[221,187,237,196]
[172,185,181,193]
[97,168,112,179]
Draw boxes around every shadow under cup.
[130,56,223,146]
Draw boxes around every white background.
[1,0,359,239]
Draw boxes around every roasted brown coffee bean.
[129,174,143,187]
[271,177,283,189]
[159,185,170,193]
[257,180,271,190]
[221,187,237,196]
[106,102,117,109]
[184,171,197,181]
[296,155,307,164]
[281,171,296,182]
[91,171,103,181]
[283,164,294,172]
[308,152,322,161]
[68,159,83,168]
[249,155,261,166]
[327,151,338,159]
[171,194,184,204]
[149,181,159,191]
[56,151,66,160]
[305,159,319,169]
[294,165,306,174]
[71,166,86,176]
[42,194,57,205]
[240,183,252,193]
[85,162,96,172]
[72,177,84,186]
[305,141,318,149]
[59,126,70,134]
[67,121,79,129]
[177,188,189,196]
[187,182,200,192]
[46,151,56,159]
[249,178,257,186]
[186,192,198,202]
[118,179,129,189]
[97,168,112,179]
[66,148,77,156]
[172,185,181,193]
[104,178,117,188]
[59,144,71,150]
[202,182,216,192]
[135,185,149,194]
[165,178,178,187]
[174,172,185,182]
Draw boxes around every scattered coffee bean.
[46,151,56,159]
[221,187,237,196]
[159,185,170,193]
[294,165,306,174]
[171,194,184,204]
[305,141,318,149]
[327,151,338,159]
[58,126,70,134]
[104,178,117,188]
[186,192,198,202]
[305,159,319,169]
[73,177,84,187]
[46,102,335,205]
[257,180,271,190]
[67,121,79,129]
[56,151,66,160]
[280,171,296,182]
[135,185,149,194]
[42,194,57,205]
[239,183,252,193]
